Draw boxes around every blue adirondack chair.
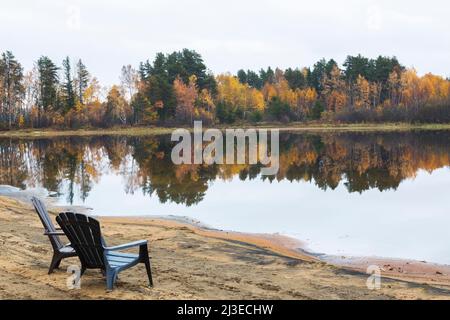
[31,197,78,274]
[56,212,153,290]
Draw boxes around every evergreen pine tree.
[76,59,90,104]
[62,56,75,113]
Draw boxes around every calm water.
[1,131,450,264]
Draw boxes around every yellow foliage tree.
[174,75,198,123]
[217,74,265,118]
[322,65,348,112]
[353,75,370,109]
[294,88,317,118]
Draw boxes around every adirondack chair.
[56,212,153,291]
[31,197,77,274]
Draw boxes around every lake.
[1,130,450,264]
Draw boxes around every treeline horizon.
[0,48,449,130]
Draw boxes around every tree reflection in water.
[1,131,449,206]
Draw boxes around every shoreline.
[43,196,450,288]
[33,197,450,278]
[1,122,450,138]
[102,214,450,288]
[1,194,450,299]
[100,215,316,263]
[3,189,450,295]
[79,208,450,289]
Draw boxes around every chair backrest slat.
[56,212,105,269]
[31,197,63,250]
[68,214,101,266]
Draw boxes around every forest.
[0,49,449,130]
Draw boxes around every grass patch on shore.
[0,126,174,138]
[1,122,450,138]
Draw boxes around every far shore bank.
[1,194,450,299]
[1,122,450,138]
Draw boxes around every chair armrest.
[104,240,148,251]
[44,231,66,236]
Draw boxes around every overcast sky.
[1,0,449,85]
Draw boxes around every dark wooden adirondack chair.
[31,197,77,274]
[56,212,153,291]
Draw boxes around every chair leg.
[144,257,153,287]
[139,244,153,287]
[81,265,87,276]
[106,270,117,291]
[48,253,62,275]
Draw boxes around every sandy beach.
[0,195,450,300]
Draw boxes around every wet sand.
[1,195,450,300]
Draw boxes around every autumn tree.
[321,65,348,112]
[0,51,24,128]
[174,75,198,123]
[216,74,264,123]
[65,75,104,128]
[104,85,130,125]
[353,75,370,109]
[388,70,402,106]
[216,74,245,122]
[83,77,104,126]
[295,87,318,119]
[22,67,39,126]
[120,65,138,103]
[197,88,216,124]
[261,71,297,119]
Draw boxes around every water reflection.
[1,131,450,206]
